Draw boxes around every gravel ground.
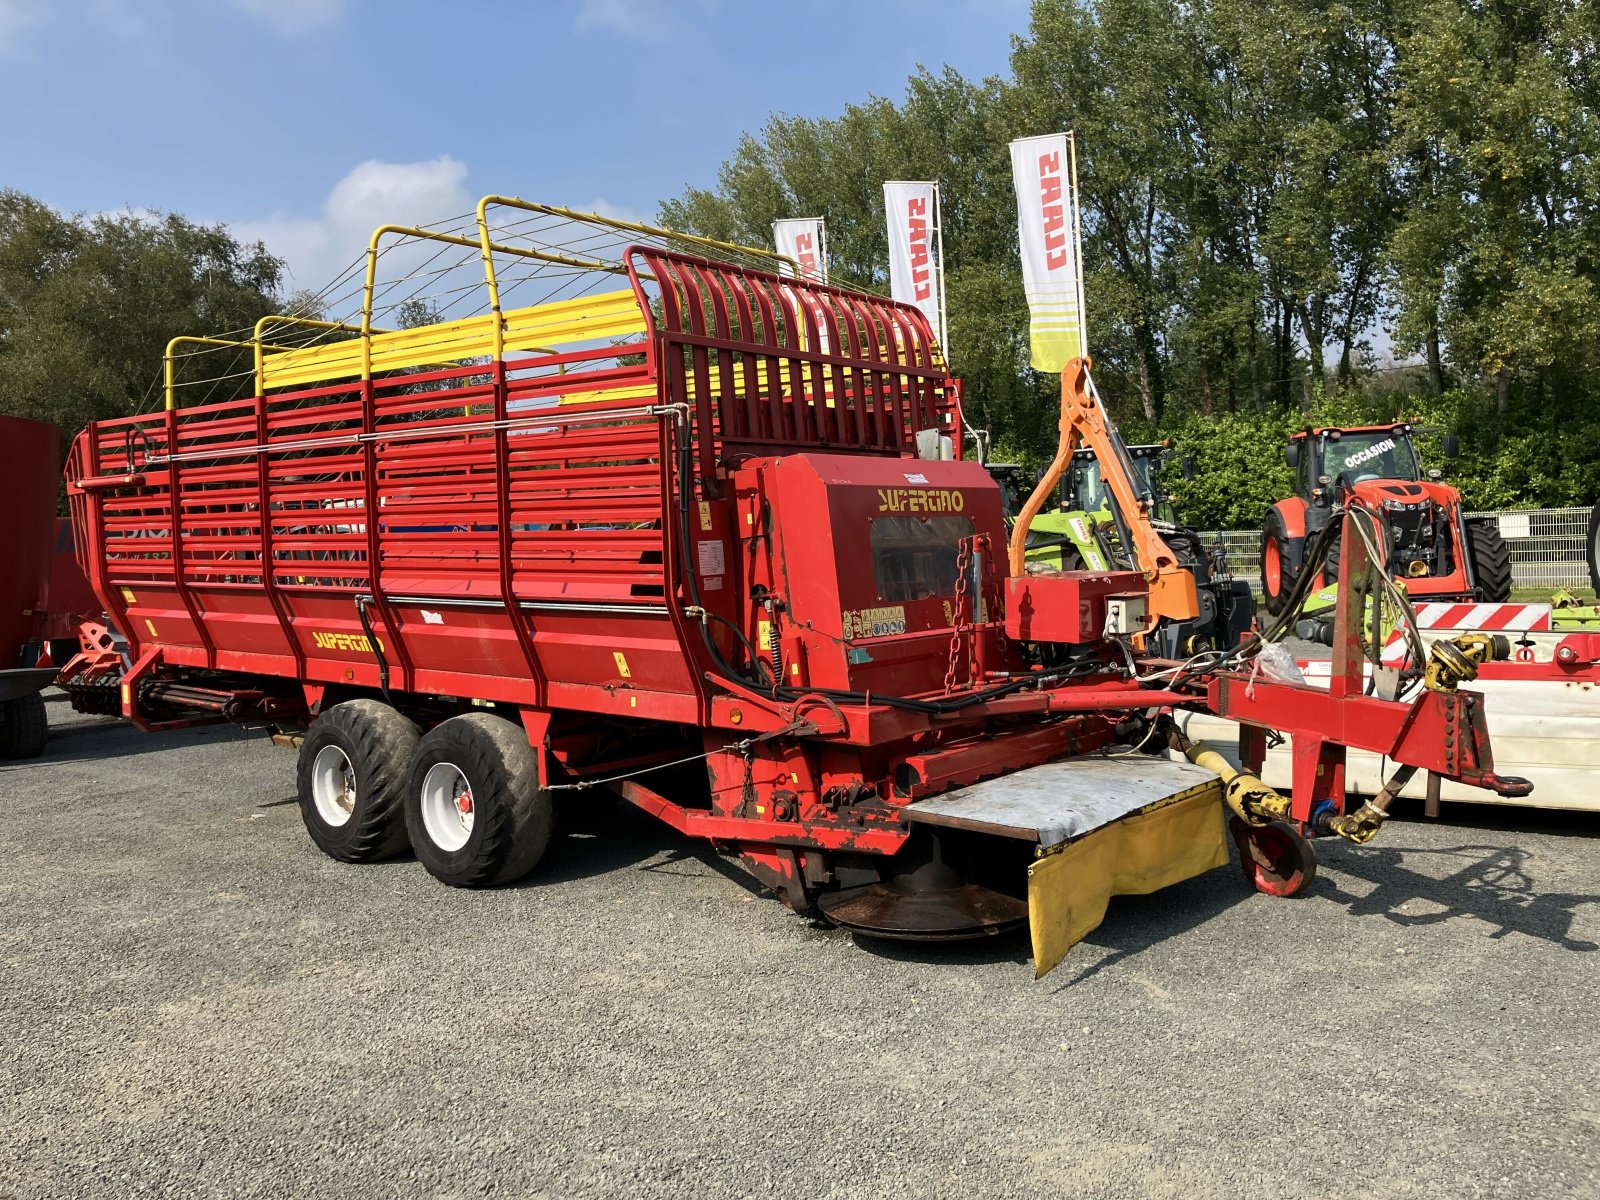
[2,692,1597,1200]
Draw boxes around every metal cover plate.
[905,753,1222,849]
[0,666,58,703]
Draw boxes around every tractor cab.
[1063,443,1181,525]
[1262,421,1510,615]
[1284,422,1452,495]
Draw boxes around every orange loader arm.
[1006,357,1200,632]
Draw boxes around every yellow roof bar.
[166,195,808,406]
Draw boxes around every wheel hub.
[420,761,476,852]
[310,745,357,827]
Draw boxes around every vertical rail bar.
[725,275,763,442]
[256,395,306,679]
[490,358,549,706]
[163,406,216,669]
[360,379,415,694]
[695,264,740,460]
[79,423,137,657]
[675,262,720,487]
[745,280,787,442]
[774,284,813,445]
[860,308,894,450]
[832,298,870,447]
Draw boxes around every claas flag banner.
[1010,132,1088,372]
[883,181,944,347]
[772,218,827,282]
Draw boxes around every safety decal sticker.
[841,605,907,641]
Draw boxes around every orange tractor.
[1260,422,1511,615]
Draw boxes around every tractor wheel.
[297,700,418,863]
[1586,503,1600,595]
[1055,543,1086,572]
[1322,525,1342,586]
[1260,509,1301,616]
[1466,520,1512,602]
[0,693,47,759]
[404,713,553,888]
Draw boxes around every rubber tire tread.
[1587,502,1600,595]
[404,713,552,888]
[297,700,419,863]
[1466,520,1512,602]
[1260,508,1299,616]
[0,693,47,759]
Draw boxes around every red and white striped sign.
[1377,603,1553,665]
[1409,602,1551,632]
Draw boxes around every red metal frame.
[0,416,60,670]
[63,251,1520,908]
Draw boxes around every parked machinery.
[0,414,63,757]
[59,200,1531,975]
[1262,422,1511,615]
[1021,443,1255,658]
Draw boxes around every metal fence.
[1200,506,1594,593]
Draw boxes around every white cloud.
[574,0,672,39]
[581,196,648,227]
[84,0,170,38]
[233,157,473,299]
[1,0,338,54]
[0,0,49,53]
[229,0,344,36]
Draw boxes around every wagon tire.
[405,713,553,888]
[0,693,47,759]
[297,700,418,863]
[1466,520,1512,603]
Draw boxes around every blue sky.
[0,0,1028,291]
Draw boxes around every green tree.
[0,191,283,442]
[1388,0,1600,412]
[662,0,1600,516]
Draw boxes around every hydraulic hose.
[355,595,393,706]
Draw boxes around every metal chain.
[943,536,974,694]
[980,533,1008,666]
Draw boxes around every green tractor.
[1024,443,1176,571]
[993,445,1256,657]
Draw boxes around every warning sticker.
[697,540,726,576]
[840,605,907,641]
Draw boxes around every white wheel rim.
[311,745,357,828]
[420,761,475,852]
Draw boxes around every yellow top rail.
[262,289,647,391]
[163,195,799,408]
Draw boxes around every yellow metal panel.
[550,358,761,408]
[1027,782,1227,980]
[260,290,648,391]
[555,381,656,407]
